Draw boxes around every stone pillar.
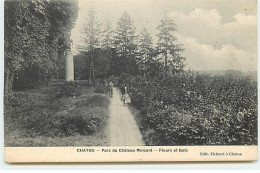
[65,51,74,82]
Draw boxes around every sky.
[70,0,257,72]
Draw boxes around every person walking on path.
[122,83,131,105]
[109,80,114,98]
[105,80,111,97]
[108,87,144,146]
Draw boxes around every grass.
[5,131,109,147]
[4,82,111,147]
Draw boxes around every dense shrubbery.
[60,94,110,136]
[58,81,82,98]
[117,73,257,145]
[7,92,41,109]
[6,86,110,138]
[94,83,109,94]
[20,109,106,137]
[60,114,102,136]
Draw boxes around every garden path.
[108,88,145,146]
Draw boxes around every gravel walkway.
[108,88,145,146]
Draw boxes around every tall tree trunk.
[144,54,148,79]
[88,61,92,85]
[89,50,94,85]
[165,50,168,68]
[4,71,14,103]
[92,60,95,84]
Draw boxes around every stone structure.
[65,51,74,82]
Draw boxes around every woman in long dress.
[122,84,131,105]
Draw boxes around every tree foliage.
[82,8,102,84]
[4,0,79,92]
[136,28,154,77]
[112,11,138,74]
[101,20,114,50]
[76,10,186,80]
[74,48,114,80]
[117,73,257,145]
[156,13,185,74]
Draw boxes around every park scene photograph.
[4,0,257,147]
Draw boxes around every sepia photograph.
[3,0,257,161]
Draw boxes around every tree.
[156,13,185,74]
[137,27,154,77]
[100,20,116,77]
[83,8,102,84]
[101,20,114,50]
[5,0,50,93]
[4,0,79,95]
[74,49,112,80]
[46,0,79,79]
[114,11,138,74]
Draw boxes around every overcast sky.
[71,0,257,72]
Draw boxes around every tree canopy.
[114,11,137,58]
[136,27,154,77]
[156,13,185,74]
[75,10,185,80]
[4,0,79,91]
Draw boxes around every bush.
[60,114,88,135]
[117,73,257,145]
[60,115,102,135]
[58,81,82,98]
[20,111,103,137]
[94,83,109,94]
[5,81,112,147]
[61,95,110,136]
[6,91,46,109]
[108,75,119,86]
[60,94,110,136]
[20,104,109,137]
[7,89,110,138]
[86,118,101,134]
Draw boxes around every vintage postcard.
[4,0,257,162]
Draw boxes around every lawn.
[4,81,110,147]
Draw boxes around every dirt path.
[108,88,145,146]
